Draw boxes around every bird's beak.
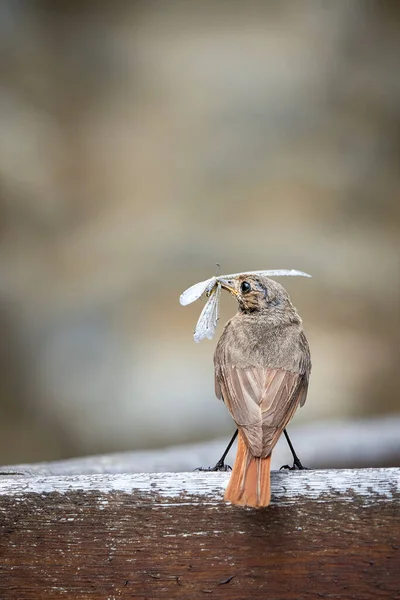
[218,278,238,297]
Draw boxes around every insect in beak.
[180,268,311,342]
[218,278,238,297]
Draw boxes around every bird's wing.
[216,365,308,457]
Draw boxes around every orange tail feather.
[224,431,271,508]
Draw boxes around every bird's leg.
[280,429,309,470]
[195,429,238,472]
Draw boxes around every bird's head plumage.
[219,274,294,315]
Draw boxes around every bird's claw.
[280,462,310,471]
[195,461,232,472]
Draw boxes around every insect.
[180,269,311,342]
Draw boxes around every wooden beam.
[1,469,399,599]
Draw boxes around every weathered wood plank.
[1,468,399,503]
[1,469,399,600]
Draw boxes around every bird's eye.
[240,281,251,294]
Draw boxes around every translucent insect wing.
[193,283,221,342]
[179,277,215,306]
[255,269,312,278]
[221,269,311,279]
[213,282,221,330]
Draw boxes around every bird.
[214,274,311,508]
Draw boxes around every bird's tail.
[224,430,271,508]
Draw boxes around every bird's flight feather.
[216,364,308,457]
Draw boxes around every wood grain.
[1,469,399,599]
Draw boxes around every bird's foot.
[195,460,232,472]
[280,459,310,471]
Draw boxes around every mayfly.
[180,269,311,342]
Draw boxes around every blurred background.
[0,0,399,470]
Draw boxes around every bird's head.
[219,274,295,315]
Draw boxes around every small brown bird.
[214,274,311,508]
